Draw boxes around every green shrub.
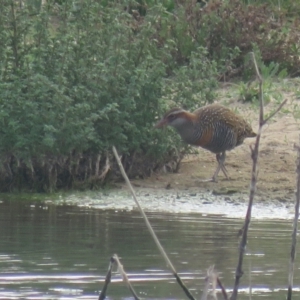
[3,0,297,192]
[0,0,218,191]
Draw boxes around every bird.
[155,104,257,182]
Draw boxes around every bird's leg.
[218,152,229,178]
[211,152,229,182]
[196,152,229,183]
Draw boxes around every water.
[0,199,299,299]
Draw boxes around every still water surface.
[0,199,299,299]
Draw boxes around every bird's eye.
[168,114,176,120]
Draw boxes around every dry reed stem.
[112,146,196,300]
[230,52,287,300]
[99,153,110,181]
[98,256,114,300]
[113,254,141,300]
[99,255,140,300]
[287,136,300,300]
[201,265,218,300]
[217,277,228,300]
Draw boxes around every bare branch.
[113,254,141,300]
[201,265,218,300]
[112,146,196,300]
[200,265,229,300]
[217,277,229,300]
[98,257,114,300]
[95,153,101,176]
[99,153,110,181]
[263,99,288,124]
[230,52,286,300]
[250,52,264,125]
[287,136,300,300]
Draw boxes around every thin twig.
[250,52,264,126]
[230,52,286,300]
[217,277,228,300]
[263,99,287,124]
[98,256,114,300]
[112,146,196,300]
[113,254,141,300]
[99,153,110,181]
[287,137,300,300]
[201,265,218,300]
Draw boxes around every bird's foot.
[195,175,231,184]
[196,177,218,183]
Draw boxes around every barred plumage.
[155,104,257,182]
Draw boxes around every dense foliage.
[0,0,217,191]
[0,0,299,192]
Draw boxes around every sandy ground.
[130,81,300,203]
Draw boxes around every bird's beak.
[154,118,167,128]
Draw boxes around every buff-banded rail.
[155,104,257,182]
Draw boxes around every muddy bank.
[53,186,294,220]
[129,89,299,206]
[46,82,300,219]
[54,93,300,220]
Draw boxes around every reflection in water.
[0,200,298,299]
